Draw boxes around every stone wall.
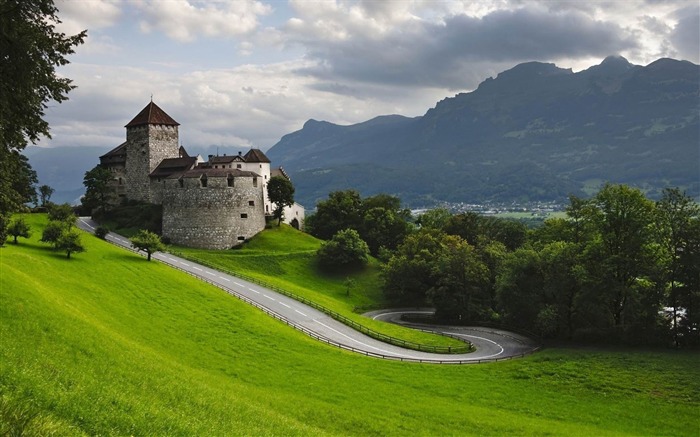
[161,175,265,249]
[125,124,179,202]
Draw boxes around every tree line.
[307,185,699,347]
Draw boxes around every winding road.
[78,217,540,364]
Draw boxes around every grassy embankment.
[1,214,699,435]
[170,224,466,349]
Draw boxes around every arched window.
[200,174,207,187]
[227,175,234,187]
[178,177,184,188]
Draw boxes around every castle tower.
[124,101,180,202]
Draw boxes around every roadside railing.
[168,251,474,355]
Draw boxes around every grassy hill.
[170,224,468,349]
[1,214,698,435]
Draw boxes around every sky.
[39,0,700,153]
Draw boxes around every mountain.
[268,56,700,208]
[25,145,112,205]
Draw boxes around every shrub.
[317,228,369,271]
[95,226,110,239]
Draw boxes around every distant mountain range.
[267,56,699,208]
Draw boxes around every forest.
[307,185,700,347]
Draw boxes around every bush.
[317,228,370,271]
[95,226,109,239]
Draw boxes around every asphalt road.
[77,217,540,364]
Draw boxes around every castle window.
[240,213,248,219]
[238,236,245,241]
[248,200,255,206]
[178,178,184,188]
[237,164,242,169]
[253,177,257,187]
[200,175,208,187]
[227,175,234,187]
[118,177,123,185]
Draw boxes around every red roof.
[125,101,180,128]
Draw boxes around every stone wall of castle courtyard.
[161,175,266,249]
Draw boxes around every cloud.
[289,4,637,90]
[55,0,121,35]
[136,0,272,42]
[670,5,700,62]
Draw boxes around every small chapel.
[98,101,304,249]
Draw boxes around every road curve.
[77,217,540,364]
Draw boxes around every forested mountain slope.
[267,56,699,207]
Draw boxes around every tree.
[429,235,490,323]
[317,229,370,271]
[41,220,67,248]
[0,214,9,246]
[267,176,295,226]
[47,203,75,224]
[417,208,452,230]
[7,217,30,244]
[0,151,38,214]
[361,206,412,255]
[55,228,85,259]
[39,185,54,207]
[306,190,363,240]
[130,230,165,261]
[82,165,114,213]
[656,188,700,346]
[0,1,85,214]
[0,1,86,148]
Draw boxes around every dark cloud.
[670,6,700,62]
[295,7,638,90]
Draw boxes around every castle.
[99,101,304,249]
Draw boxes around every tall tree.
[0,1,85,214]
[266,175,295,226]
[306,190,363,240]
[39,184,54,207]
[588,184,656,329]
[0,1,86,149]
[82,165,114,213]
[656,188,700,346]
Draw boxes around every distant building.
[99,101,304,249]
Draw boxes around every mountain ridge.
[267,56,699,208]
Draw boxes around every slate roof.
[243,148,271,163]
[209,154,244,165]
[149,157,198,179]
[99,141,127,165]
[125,101,180,128]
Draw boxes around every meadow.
[1,214,698,435]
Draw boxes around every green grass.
[171,224,466,350]
[1,214,699,435]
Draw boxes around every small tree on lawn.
[56,228,85,259]
[130,229,165,261]
[7,217,31,244]
[41,220,67,248]
[267,175,295,226]
[317,228,370,271]
[47,203,75,224]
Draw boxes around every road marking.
[248,288,260,294]
[192,267,202,272]
[315,320,421,359]
[233,282,244,287]
[279,302,291,309]
[180,262,190,267]
[372,310,433,320]
[263,294,275,301]
[445,333,505,359]
[295,310,308,317]
[219,276,230,282]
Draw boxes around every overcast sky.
[40,0,699,153]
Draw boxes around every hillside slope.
[1,215,699,435]
[267,56,699,207]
